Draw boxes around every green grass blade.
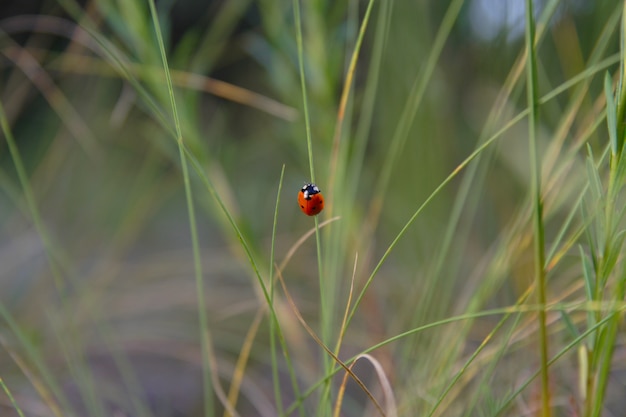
[494,309,623,417]
[269,165,286,416]
[327,0,376,193]
[0,102,66,291]
[292,0,315,184]
[346,108,528,331]
[292,1,330,414]
[524,1,550,415]
[426,297,524,417]
[146,1,213,415]
[0,308,70,416]
[605,72,618,155]
[368,0,464,229]
[559,310,581,340]
[0,376,25,417]
[181,146,305,417]
[585,145,603,206]
[615,4,626,152]
[579,245,596,310]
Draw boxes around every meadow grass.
[1,1,626,417]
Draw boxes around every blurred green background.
[1,0,625,416]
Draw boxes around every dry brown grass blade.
[219,216,342,416]
[335,252,358,354]
[174,70,298,121]
[0,41,99,157]
[333,353,397,417]
[1,15,298,121]
[278,216,341,272]
[275,266,387,417]
[0,335,64,417]
[223,309,264,417]
[327,0,377,208]
[204,331,243,417]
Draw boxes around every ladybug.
[298,183,325,216]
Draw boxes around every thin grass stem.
[524,1,550,415]
[292,1,330,414]
[146,2,213,415]
[269,165,286,416]
[0,376,25,417]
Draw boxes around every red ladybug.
[298,183,324,216]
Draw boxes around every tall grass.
[1,1,626,417]
[524,0,549,415]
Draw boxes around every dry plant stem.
[223,310,264,417]
[525,1,550,415]
[327,0,377,202]
[494,309,623,417]
[0,35,99,156]
[361,0,464,243]
[333,354,397,417]
[202,331,243,417]
[275,266,387,417]
[281,300,625,417]
[0,333,64,417]
[278,217,342,272]
[334,253,358,354]
[0,12,296,120]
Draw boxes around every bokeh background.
[1,1,624,416]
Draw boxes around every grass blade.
[524,0,550,415]
[605,72,618,155]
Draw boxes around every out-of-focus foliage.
[0,1,624,416]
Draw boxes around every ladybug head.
[302,183,320,200]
